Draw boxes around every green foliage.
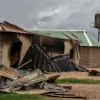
[56,78,100,84]
[0,93,45,100]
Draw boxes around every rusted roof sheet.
[0,21,32,34]
[16,69,47,84]
[0,65,24,80]
[0,69,47,91]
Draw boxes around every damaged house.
[28,30,100,68]
[28,30,81,65]
[0,21,98,71]
[0,22,88,98]
[0,21,82,72]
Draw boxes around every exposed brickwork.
[79,47,90,67]
[79,47,100,68]
[89,47,100,67]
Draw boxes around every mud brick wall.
[79,46,100,68]
[79,47,90,68]
[89,47,100,67]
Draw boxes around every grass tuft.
[56,78,100,84]
[0,93,45,100]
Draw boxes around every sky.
[0,0,100,39]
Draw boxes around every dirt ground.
[17,68,100,100]
[46,68,100,80]
[58,72,100,80]
[45,84,100,100]
[17,84,100,100]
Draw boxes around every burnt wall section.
[0,33,3,64]
[40,36,64,58]
[18,34,32,65]
[0,33,32,67]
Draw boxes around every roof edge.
[26,29,86,32]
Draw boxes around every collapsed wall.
[19,42,88,72]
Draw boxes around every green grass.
[0,93,45,100]
[56,78,100,84]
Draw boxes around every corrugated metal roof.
[0,21,32,34]
[72,31,100,47]
[16,69,47,84]
[28,29,100,47]
[28,30,81,42]
[87,33,100,47]
[0,65,24,80]
[70,31,90,46]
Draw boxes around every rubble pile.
[0,65,87,99]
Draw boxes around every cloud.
[0,0,100,39]
[38,6,62,18]
[40,16,53,22]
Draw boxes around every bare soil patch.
[45,68,100,80]
[17,84,100,100]
[58,72,100,80]
[46,84,100,100]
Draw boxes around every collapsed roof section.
[0,21,32,34]
[19,42,88,72]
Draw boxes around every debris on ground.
[88,70,100,76]
[0,64,23,80]
[42,82,70,93]
[46,74,60,82]
[0,68,47,91]
[41,92,87,99]
[0,65,69,93]
[0,64,87,99]
[52,54,89,72]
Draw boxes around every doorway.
[10,42,22,68]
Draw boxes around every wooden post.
[98,29,100,42]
